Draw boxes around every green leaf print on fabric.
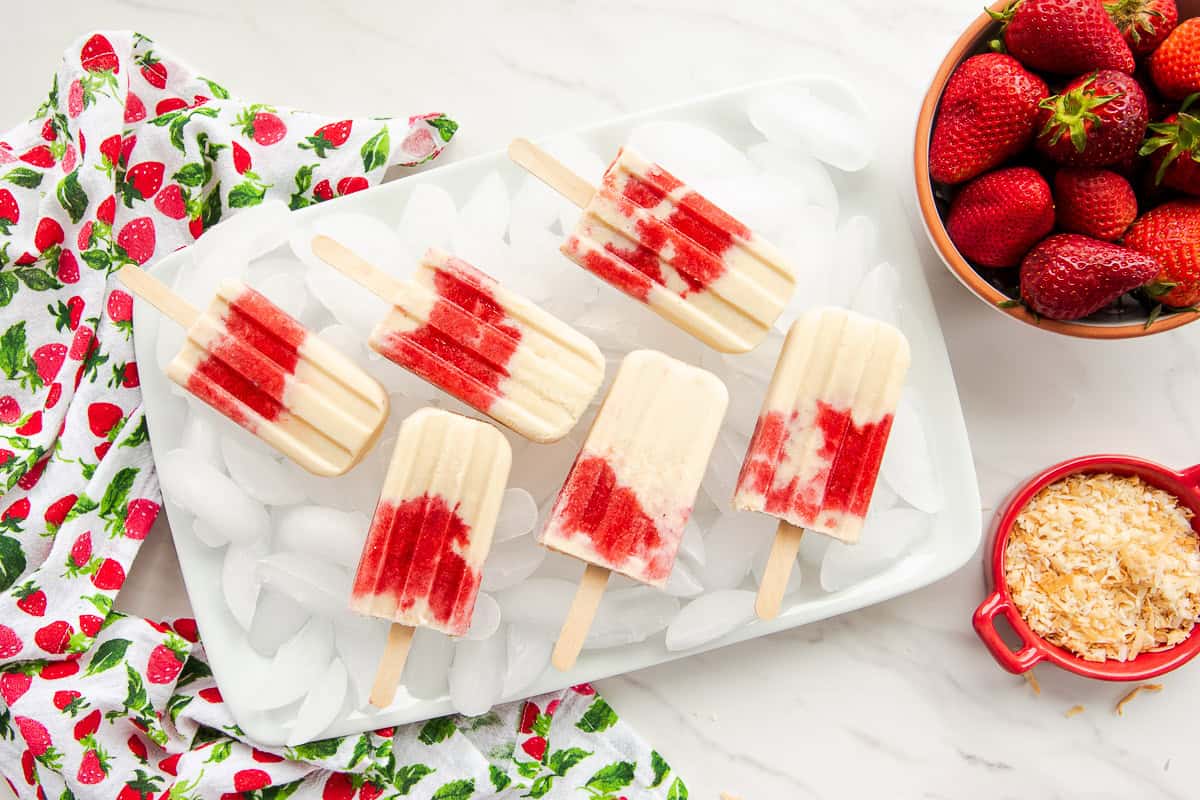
[575,697,618,734]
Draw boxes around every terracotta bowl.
[913,0,1200,340]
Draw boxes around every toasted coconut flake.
[1115,683,1164,716]
[1023,670,1042,695]
[1065,704,1086,718]
[1006,473,1200,662]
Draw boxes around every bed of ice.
[151,84,945,743]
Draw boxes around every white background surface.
[7,2,1200,798]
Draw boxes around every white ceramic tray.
[136,76,980,745]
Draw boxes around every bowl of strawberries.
[915,0,1200,338]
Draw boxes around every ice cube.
[880,394,943,514]
[747,86,875,172]
[221,436,305,507]
[256,551,352,614]
[820,508,930,592]
[244,254,305,286]
[746,142,839,217]
[287,657,347,746]
[334,612,388,709]
[678,519,705,566]
[451,225,514,285]
[481,536,546,593]
[193,518,228,548]
[663,560,705,598]
[179,408,223,468]
[195,199,292,266]
[448,632,506,717]
[509,439,577,506]
[627,122,751,182]
[543,136,608,186]
[310,212,409,280]
[869,479,900,515]
[402,627,455,700]
[696,511,774,590]
[316,324,363,360]
[155,320,185,377]
[852,262,902,328]
[459,171,509,242]
[305,261,388,339]
[223,536,269,631]
[494,488,538,543]
[504,225,564,304]
[827,216,877,308]
[701,174,808,240]
[502,624,552,697]
[750,536,802,595]
[797,531,832,569]
[700,434,743,513]
[246,616,334,710]
[724,370,765,440]
[158,448,270,544]
[255,272,308,321]
[665,590,756,651]
[465,592,501,641]
[286,442,386,513]
[397,183,457,255]
[494,578,577,635]
[247,587,310,657]
[273,506,368,569]
[585,588,679,649]
[511,176,571,239]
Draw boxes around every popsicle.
[118,265,388,477]
[508,138,796,353]
[311,237,605,443]
[351,407,511,707]
[735,307,910,619]
[541,350,728,670]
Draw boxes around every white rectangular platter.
[135,76,980,746]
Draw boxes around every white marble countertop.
[9,2,1200,798]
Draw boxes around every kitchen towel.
[0,30,687,800]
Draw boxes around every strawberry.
[337,176,368,195]
[172,617,198,642]
[15,412,41,436]
[236,105,287,146]
[108,289,134,324]
[1149,18,1200,99]
[52,689,82,711]
[1054,167,1138,239]
[124,91,146,124]
[1020,233,1159,318]
[78,614,103,637]
[68,79,84,118]
[77,748,106,784]
[154,183,187,219]
[68,324,95,361]
[312,179,334,202]
[80,34,118,73]
[158,753,180,775]
[98,194,116,225]
[91,559,126,591]
[146,638,186,684]
[0,449,11,466]
[947,167,1056,266]
[232,141,252,175]
[1140,94,1200,195]
[400,127,436,159]
[34,217,64,251]
[120,135,137,167]
[993,0,1134,73]
[117,217,157,264]
[118,769,161,800]
[141,58,168,89]
[1,673,31,705]
[188,215,205,239]
[359,783,384,800]
[14,583,46,616]
[519,702,540,733]
[33,621,72,654]
[40,119,56,142]
[124,498,159,539]
[94,442,111,460]
[192,94,209,107]
[301,120,353,157]
[321,772,354,800]
[929,54,1049,184]
[21,145,55,168]
[45,494,77,527]
[521,736,548,761]
[0,188,19,227]
[62,143,77,173]
[1123,199,1200,306]
[198,687,222,704]
[0,396,18,422]
[1035,70,1148,165]
[57,249,79,284]
[3,498,30,521]
[155,97,189,116]
[39,661,78,681]
[70,531,92,567]
[88,401,122,438]
[232,769,272,792]
[0,625,22,658]
[121,162,165,205]
[20,750,33,785]
[373,726,395,738]
[119,362,139,388]
[32,343,66,383]
[73,709,100,741]
[14,717,52,757]
[45,383,61,409]
[251,748,283,763]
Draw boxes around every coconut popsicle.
[735,307,911,619]
[509,139,796,353]
[312,237,605,443]
[351,407,512,707]
[118,266,388,477]
[541,349,728,670]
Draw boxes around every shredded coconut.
[1116,683,1163,716]
[1005,473,1200,662]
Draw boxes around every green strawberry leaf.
[427,116,458,143]
[650,750,670,787]
[287,737,341,761]
[361,127,390,173]
[99,467,137,535]
[430,779,473,800]
[80,250,110,271]
[172,163,207,187]
[201,182,222,228]
[63,493,99,524]
[528,775,553,798]
[417,717,456,745]
[0,537,26,593]
[0,273,17,308]
[585,761,635,792]
[175,655,211,688]
[576,697,618,734]
[488,765,510,792]
[228,180,266,208]
[56,170,88,223]
[515,760,540,779]
[4,167,43,189]
[165,693,191,724]
[394,763,434,793]
[198,77,230,100]
[0,324,22,381]
[14,268,61,292]
[547,747,590,777]
[667,777,688,800]
[84,638,131,676]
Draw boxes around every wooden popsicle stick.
[117,264,200,329]
[507,138,596,209]
[552,563,610,671]
[311,235,406,301]
[755,521,804,620]
[369,622,415,708]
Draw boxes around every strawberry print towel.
[0,30,686,800]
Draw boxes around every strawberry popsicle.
[312,238,605,443]
[351,407,512,706]
[541,350,728,670]
[735,307,910,619]
[509,139,796,353]
[119,266,388,477]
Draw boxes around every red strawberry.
[68,79,84,118]
[1,673,31,705]
[70,531,92,567]
[188,215,204,240]
[0,396,19,423]
[993,0,1134,73]
[158,754,180,775]
[98,194,116,225]
[1149,18,1200,100]
[21,145,55,168]
[123,162,165,203]
[373,727,395,738]
[99,134,121,167]
[173,617,198,642]
[141,59,168,89]
[232,141,252,174]
[521,736,548,761]
[337,176,369,195]
[40,120,56,142]
[15,412,41,436]
[0,625,23,658]
[1035,70,1148,166]
[322,772,354,800]
[238,108,287,146]
[127,734,148,762]
[62,143,77,173]
[45,494,78,527]
[34,621,72,654]
[78,614,103,637]
[117,217,156,264]
[125,92,146,124]
[233,769,272,792]
[32,343,66,383]
[1123,199,1200,306]
[519,702,540,734]
[40,662,78,681]
[929,54,1049,184]
[251,748,284,763]
[15,583,46,616]
[154,184,187,219]
[146,642,184,684]
[34,217,64,252]
[400,127,435,159]
[92,559,126,591]
[52,689,82,710]
[1053,167,1137,240]
[120,363,140,388]
[192,94,209,107]
[3,498,30,521]
[15,717,51,756]
[79,130,86,157]
[15,456,42,489]
[76,221,93,250]
[120,135,137,167]
[0,450,11,466]
[1020,233,1159,318]
[302,121,353,157]
[359,782,384,800]
[1141,96,1200,196]
[108,289,134,324]
[312,179,334,202]
[88,402,122,438]
[0,188,19,225]
[70,322,95,360]
[154,97,189,116]
[1108,0,1177,55]
[80,34,118,73]
[45,383,62,409]
[198,687,222,704]
[57,249,79,284]
[77,748,106,784]
[94,442,111,460]
[20,749,33,785]
[121,499,156,540]
[945,167,1055,267]
[74,709,100,741]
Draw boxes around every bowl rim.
[973,454,1200,681]
[913,0,1200,340]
